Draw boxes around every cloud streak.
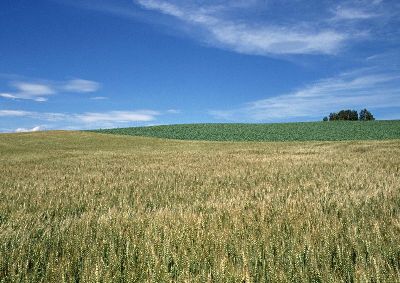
[0,109,159,123]
[0,109,168,131]
[332,7,378,21]
[0,110,32,117]
[210,68,400,121]
[1,82,55,102]
[75,110,159,123]
[136,0,348,55]
[63,79,101,93]
[0,78,100,102]
[55,0,398,58]
[15,126,45,133]
[90,96,108,100]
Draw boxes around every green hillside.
[92,120,400,141]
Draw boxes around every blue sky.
[1,0,399,132]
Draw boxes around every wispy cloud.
[0,110,32,117]
[52,0,145,20]
[210,68,400,121]
[166,109,180,114]
[135,0,348,55]
[54,0,398,58]
[75,110,159,123]
[0,82,55,102]
[63,79,101,93]
[0,109,163,131]
[13,82,55,95]
[1,110,71,121]
[15,126,45,133]
[0,109,158,123]
[90,96,108,100]
[0,78,100,102]
[331,7,379,21]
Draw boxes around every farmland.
[1,131,399,282]
[92,120,400,141]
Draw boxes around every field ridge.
[92,120,400,141]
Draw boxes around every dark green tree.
[359,109,375,121]
[329,112,339,121]
[337,109,358,121]
[323,116,328,122]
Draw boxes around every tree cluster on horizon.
[323,109,375,121]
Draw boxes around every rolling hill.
[92,120,400,141]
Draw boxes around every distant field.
[1,131,400,282]
[92,120,400,141]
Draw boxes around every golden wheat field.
[0,131,399,282]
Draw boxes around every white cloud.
[0,82,56,101]
[56,0,398,57]
[331,7,379,21]
[0,110,68,121]
[56,0,399,58]
[13,82,55,95]
[63,79,100,93]
[210,69,400,121]
[15,126,45,133]
[0,93,18,99]
[166,109,180,114]
[0,109,161,128]
[90,96,108,100]
[35,97,48,102]
[0,110,32,117]
[0,78,101,102]
[136,0,348,55]
[75,110,159,123]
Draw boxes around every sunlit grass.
[1,131,399,282]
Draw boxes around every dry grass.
[0,131,399,282]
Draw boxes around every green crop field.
[92,120,400,142]
[1,131,400,282]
